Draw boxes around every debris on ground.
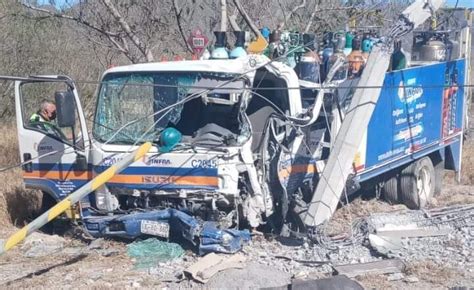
[238,203,473,287]
[333,258,406,278]
[127,238,184,269]
[184,252,246,283]
[0,201,472,288]
[86,238,121,257]
[289,276,364,290]
[204,262,292,289]
[366,205,474,266]
[20,232,66,258]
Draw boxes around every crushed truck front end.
[13,55,316,253]
[80,56,290,251]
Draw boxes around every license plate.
[140,220,170,238]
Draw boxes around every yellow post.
[0,142,152,254]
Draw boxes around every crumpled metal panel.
[82,208,250,255]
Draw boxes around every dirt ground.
[0,120,473,289]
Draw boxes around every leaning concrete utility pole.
[303,0,446,227]
[0,142,152,254]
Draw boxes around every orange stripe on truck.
[109,174,219,187]
[24,171,218,187]
[278,164,316,179]
[23,170,91,180]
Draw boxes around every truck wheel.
[400,157,435,209]
[382,174,399,204]
[433,158,444,196]
[39,193,56,234]
[39,193,70,235]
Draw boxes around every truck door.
[14,76,90,200]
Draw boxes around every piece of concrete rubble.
[86,238,120,257]
[184,252,246,283]
[21,232,66,258]
[404,276,420,283]
[333,258,406,278]
[290,276,364,290]
[88,238,105,250]
[368,234,403,255]
[376,223,452,238]
[205,262,291,289]
[387,272,405,281]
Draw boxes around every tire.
[39,193,71,235]
[400,157,435,209]
[382,174,399,205]
[39,192,57,234]
[433,158,444,197]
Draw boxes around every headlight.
[222,232,234,245]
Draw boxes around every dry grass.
[432,185,474,207]
[405,260,462,286]
[0,124,41,230]
[435,140,474,207]
[444,139,474,186]
[327,198,406,236]
[355,274,396,290]
[355,260,467,289]
[460,140,474,185]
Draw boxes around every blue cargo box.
[354,59,466,182]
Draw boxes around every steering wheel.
[28,121,68,140]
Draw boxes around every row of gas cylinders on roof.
[290,31,378,83]
[202,29,380,83]
[168,27,455,83]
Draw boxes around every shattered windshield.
[93,71,243,144]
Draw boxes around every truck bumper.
[82,208,251,255]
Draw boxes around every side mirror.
[75,154,88,171]
[55,91,76,127]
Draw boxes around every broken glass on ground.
[127,238,185,269]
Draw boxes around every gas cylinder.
[266,30,281,59]
[412,33,446,62]
[390,40,407,71]
[230,31,247,59]
[446,32,460,61]
[348,35,365,78]
[287,31,303,68]
[361,32,372,60]
[321,32,334,82]
[420,38,446,61]
[211,31,229,59]
[261,27,271,42]
[328,32,348,81]
[294,33,321,83]
[344,31,353,56]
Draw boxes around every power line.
[8,76,473,91]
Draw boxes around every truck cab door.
[14,76,90,200]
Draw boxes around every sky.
[446,0,474,8]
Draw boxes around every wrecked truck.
[12,36,469,253]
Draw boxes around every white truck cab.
[15,55,320,236]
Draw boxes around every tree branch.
[304,0,320,33]
[278,0,306,30]
[100,0,154,62]
[232,0,261,37]
[21,2,119,38]
[228,12,241,31]
[172,0,194,53]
